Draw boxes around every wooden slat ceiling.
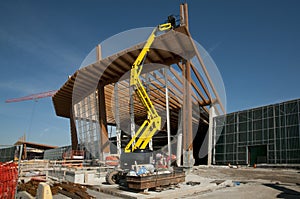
[52,25,208,126]
[104,74,205,131]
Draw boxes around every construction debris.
[57,182,95,199]
[18,179,95,198]
[186,181,201,186]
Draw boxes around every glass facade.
[213,99,300,165]
[74,91,101,159]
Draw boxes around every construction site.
[1,2,300,199]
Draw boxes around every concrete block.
[36,182,53,199]
[65,171,84,184]
[85,172,95,184]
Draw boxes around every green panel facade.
[213,99,300,165]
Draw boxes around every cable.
[26,100,37,141]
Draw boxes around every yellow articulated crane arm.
[124,22,173,153]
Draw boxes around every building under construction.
[213,98,300,165]
[51,3,225,167]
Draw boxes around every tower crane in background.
[5,90,58,144]
[5,90,57,103]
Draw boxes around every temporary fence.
[0,146,16,163]
[0,162,18,199]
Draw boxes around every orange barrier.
[0,162,18,199]
[105,156,119,166]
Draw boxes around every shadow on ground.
[264,183,300,199]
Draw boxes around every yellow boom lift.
[124,22,173,153]
[106,17,178,185]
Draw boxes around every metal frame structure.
[213,98,300,165]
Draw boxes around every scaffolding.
[213,98,300,165]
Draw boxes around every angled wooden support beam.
[190,62,212,102]
[70,109,78,150]
[97,45,110,158]
[98,84,110,157]
[177,63,210,106]
[184,29,225,114]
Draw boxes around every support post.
[212,111,217,165]
[165,67,171,168]
[273,105,277,163]
[130,85,135,150]
[180,4,184,26]
[70,109,78,150]
[207,106,216,165]
[182,59,194,167]
[176,109,183,166]
[183,3,189,30]
[96,44,102,61]
[96,44,110,160]
[114,83,121,155]
[98,84,110,160]
[181,3,194,167]
[23,143,27,160]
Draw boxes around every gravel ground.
[18,166,300,199]
[191,166,300,184]
[179,166,300,199]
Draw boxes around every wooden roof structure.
[51,3,227,164]
[14,141,57,150]
[52,25,213,127]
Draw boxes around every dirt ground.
[192,166,300,184]
[18,166,300,199]
[184,166,300,199]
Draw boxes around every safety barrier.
[0,162,18,199]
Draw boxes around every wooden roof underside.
[52,25,211,126]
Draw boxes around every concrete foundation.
[48,169,103,185]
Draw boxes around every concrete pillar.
[176,132,183,166]
[207,105,216,165]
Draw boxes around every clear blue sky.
[1,0,299,146]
